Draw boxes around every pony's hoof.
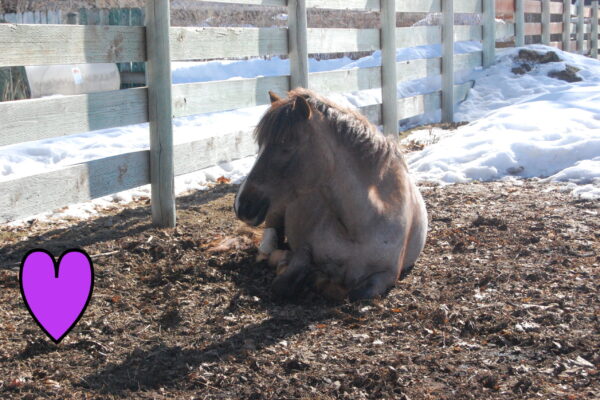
[256,252,269,263]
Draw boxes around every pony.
[234,88,427,300]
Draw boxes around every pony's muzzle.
[235,191,270,227]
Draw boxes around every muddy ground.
[0,179,598,399]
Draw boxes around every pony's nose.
[235,192,270,226]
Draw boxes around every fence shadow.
[0,184,237,267]
[5,180,368,396]
[80,308,334,394]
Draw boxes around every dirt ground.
[0,177,598,399]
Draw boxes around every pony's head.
[234,89,335,226]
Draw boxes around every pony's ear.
[292,95,312,120]
[268,91,282,104]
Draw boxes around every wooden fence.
[499,0,599,54]
[0,0,598,226]
[0,8,146,88]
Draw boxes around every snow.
[2,43,599,224]
[407,45,600,200]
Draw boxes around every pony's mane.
[255,88,399,166]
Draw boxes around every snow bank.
[408,45,600,199]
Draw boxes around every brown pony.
[234,88,428,300]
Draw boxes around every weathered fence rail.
[0,8,147,88]
[0,0,599,226]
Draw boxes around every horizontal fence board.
[455,80,475,103]
[524,0,566,14]
[526,22,541,35]
[170,27,288,60]
[358,103,382,126]
[397,0,441,13]
[455,0,483,14]
[172,75,289,117]
[455,24,482,41]
[0,88,148,146]
[397,57,441,82]
[0,150,150,223]
[398,91,441,120]
[550,1,563,15]
[174,131,258,176]
[455,51,483,71]
[308,28,380,53]
[0,24,145,67]
[309,66,381,94]
[527,1,567,15]
[496,21,515,39]
[497,0,514,18]
[320,84,470,129]
[397,26,441,48]
[550,40,563,49]
[397,82,474,123]
[195,0,286,5]
[307,0,381,11]
[524,0,541,14]
[550,22,564,34]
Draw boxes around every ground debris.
[0,180,598,399]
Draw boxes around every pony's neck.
[318,141,388,236]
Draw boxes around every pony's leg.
[348,270,397,301]
[271,246,311,299]
[256,227,278,262]
[256,212,285,262]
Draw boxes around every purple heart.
[19,249,94,344]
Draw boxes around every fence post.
[542,0,551,45]
[483,0,496,67]
[563,0,571,51]
[593,0,599,58]
[442,0,454,123]
[515,0,525,46]
[146,0,176,228]
[577,0,585,53]
[381,0,398,135]
[288,0,309,89]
